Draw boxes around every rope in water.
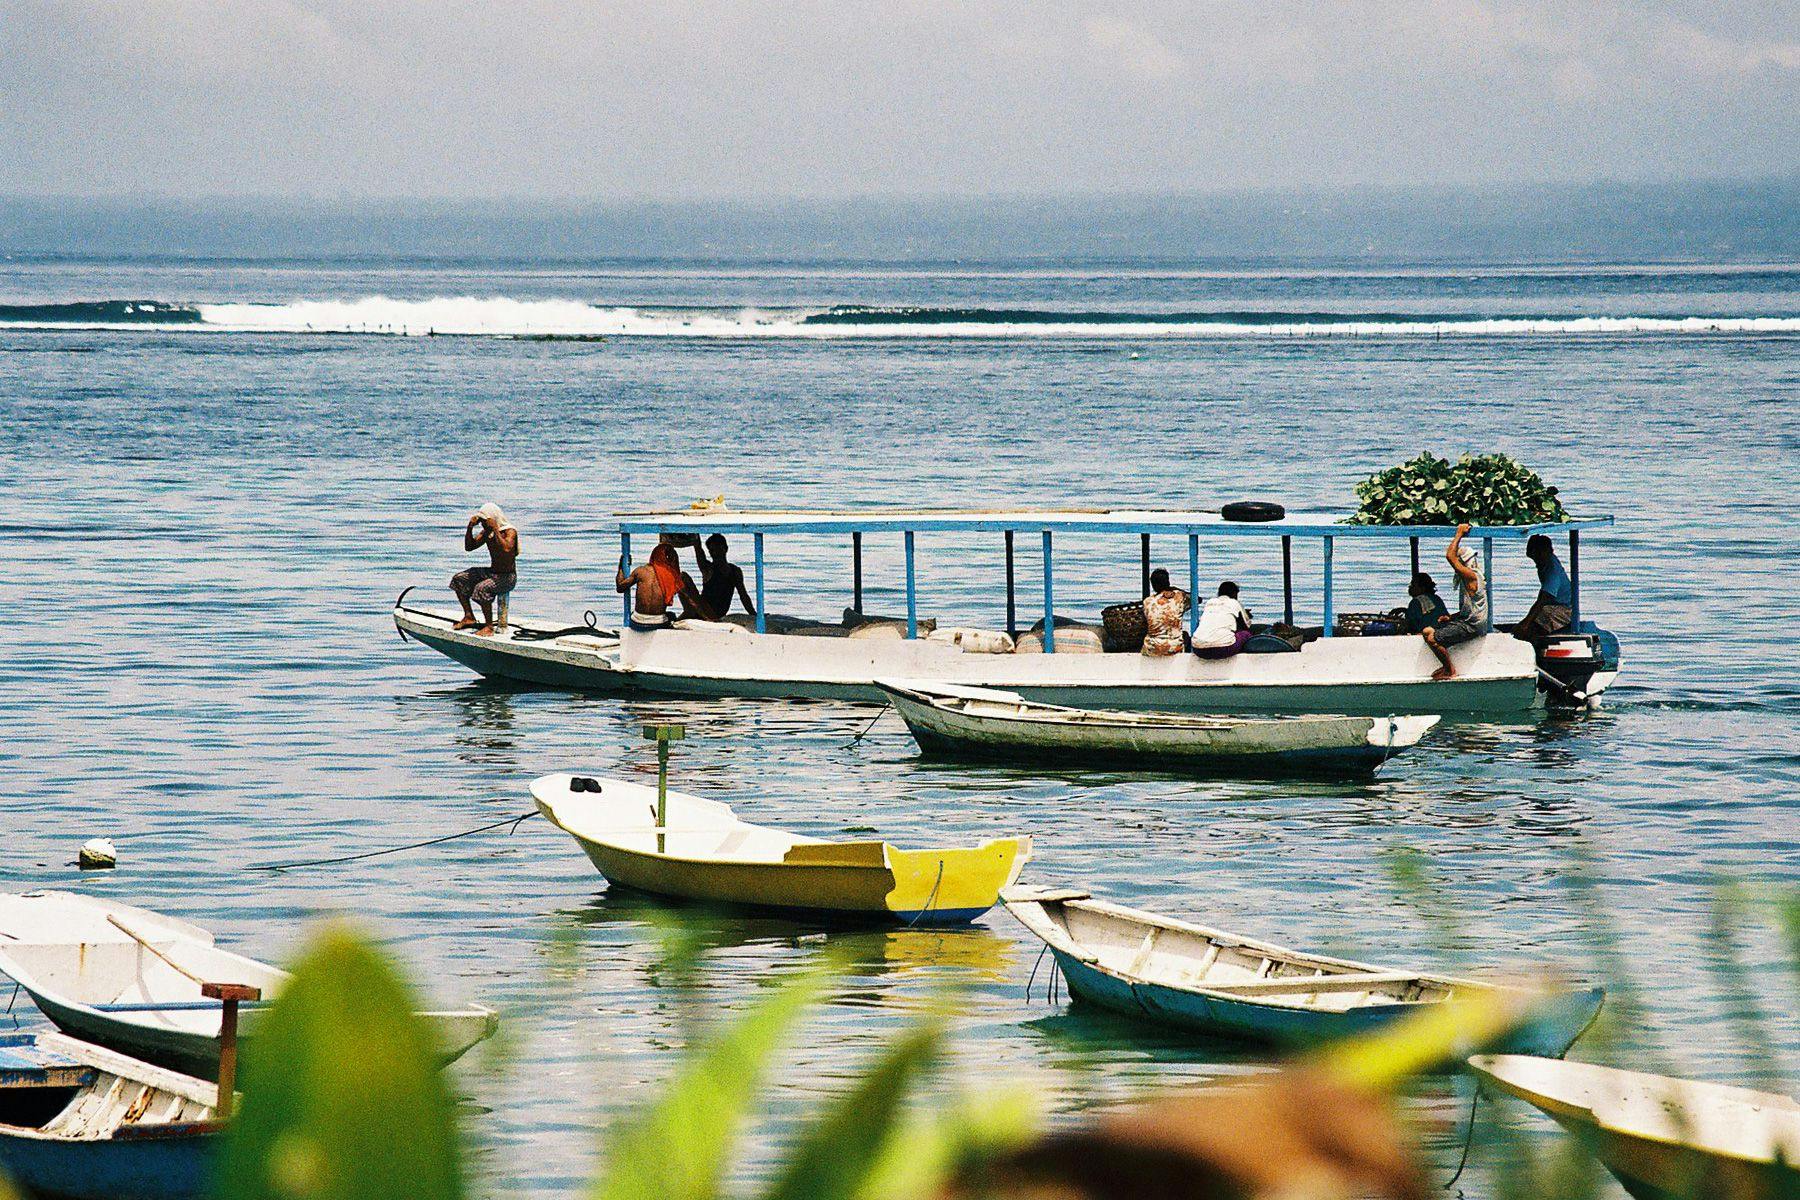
[1441,1085,1480,1191]
[843,701,891,746]
[247,811,539,872]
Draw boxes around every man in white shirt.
[1192,581,1252,659]
[1423,523,1488,679]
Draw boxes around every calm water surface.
[3,258,1798,1197]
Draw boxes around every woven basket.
[1101,602,1147,653]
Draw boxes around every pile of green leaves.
[1348,452,1569,526]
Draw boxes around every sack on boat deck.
[1013,617,1105,654]
[841,607,937,637]
[928,627,1016,654]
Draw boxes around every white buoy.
[78,838,117,870]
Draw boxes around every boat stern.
[882,837,1032,925]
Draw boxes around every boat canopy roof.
[613,507,1611,541]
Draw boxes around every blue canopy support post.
[1042,530,1056,654]
[1188,533,1200,634]
[1483,537,1494,631]
[852,532,863,614]
[1569,530,1582,626]
[1321,536,1335,636]
[753,533,766,634]
[1282,535,1294,626]
[1140,534,1151,598]
[903,530,918,640]
[1410,536,1420,578]
[1004,530,1017,639]
[620,531,632,627]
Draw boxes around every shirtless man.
[616,543,704,631]
[1422,523,1488,680]
[692,534,756,620]
[450,502,518,636]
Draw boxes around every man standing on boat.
[451,502,518,636]
[692,534,756,620]
[617,544,704,630]
[1422,523,1487,680]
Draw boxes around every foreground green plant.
[1348,452,1569,526]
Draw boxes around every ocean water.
[3,245,1798,1197]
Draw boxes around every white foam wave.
[22,295,1800,339]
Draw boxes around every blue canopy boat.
[395,505,1619,715]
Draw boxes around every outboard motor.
[1535,623,1621,708]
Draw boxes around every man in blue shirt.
[1513,534,1574,641]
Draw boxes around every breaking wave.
[1,297,1796,339]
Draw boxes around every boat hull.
[0,1128,217,1200]
[1050,948,1602,1055]
[883,685,1435,773]
[397,606,1542,715]
[25,992,498,1081]
[571,840,993,925]
[1469,1056,1800,1200]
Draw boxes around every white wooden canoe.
[879,681,1439,772]
[531,774,1029,924]
[0,892,498,1079]
[1005,888,1602,1055]
[0,1030,219,1200]
[1469,1054,1800,1200]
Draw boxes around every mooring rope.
[843,701,891,747]
[1441,1084,1480,1191]
[247,811,539,872]
[903,861,946,928]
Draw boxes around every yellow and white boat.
[530,773,1029,925]
[1469,1054,1800,1200]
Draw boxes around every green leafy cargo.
[1348,453,1570,526]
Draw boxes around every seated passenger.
[1513,534,1574,641]
[1404,572,1449,633]
[693,533,757,620]
[1141,568,1191,657]
[1423,524,1488,680]
[1192,581,1252,659]
[616,544,703,631]
[450,501,519,637]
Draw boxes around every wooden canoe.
[878,681,1439,772]
[0,892,499,1080]
[1468,1054,1800,1200]
[1005,888,1602,1055]
[531,774,1029,925]
[0,1031,220,1200]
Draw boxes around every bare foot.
[452,617,478,630]
[474,625,496,637]
[1431,665,1456,680]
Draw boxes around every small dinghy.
[531,773,1030,925]
[1005,888,1602,1055]
[0,892,499,1079]
[1469,1055,1800,1200]
[0,1031,219,1200]
[878,681,1439,773]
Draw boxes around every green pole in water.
[645,723,685,853]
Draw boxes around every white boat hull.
[396,606,1542,715]
[880,682,1439,771]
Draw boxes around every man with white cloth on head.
[451,502,519,636]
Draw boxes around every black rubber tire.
[1221,501,1286,522]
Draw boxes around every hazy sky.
[3,1,1797,199]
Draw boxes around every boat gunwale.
[1467,1054,1800,1168]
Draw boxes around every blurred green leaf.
[857,1083,1043,1200]
[593,963,828,1200]
[758,1021,941,1200]
[214,923,461,1200]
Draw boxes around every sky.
[2,1,1797,199]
